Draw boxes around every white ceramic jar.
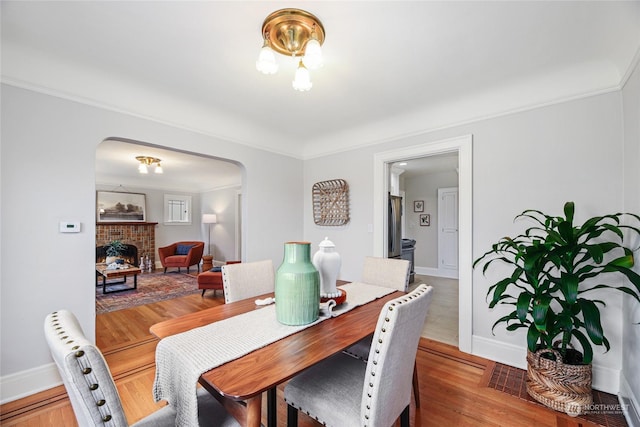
[312,237,342,298]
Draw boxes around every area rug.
[96,271,199,314]
[484,362,628,427]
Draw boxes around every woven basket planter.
[526,348,592,416]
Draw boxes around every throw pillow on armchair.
[176,244,194,255]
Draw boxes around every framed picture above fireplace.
[97,191,146,222]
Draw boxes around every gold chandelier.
[256,8,325,91]
[136,156,163,174]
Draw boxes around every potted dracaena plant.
[473,202,640,416]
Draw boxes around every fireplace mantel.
[96,222,158,266]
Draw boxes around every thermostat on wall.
[59,221,81,233]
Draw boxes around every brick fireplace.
[96,222,158,266]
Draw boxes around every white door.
[438,187,458,278]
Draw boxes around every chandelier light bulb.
[138,163,148,174]
[292,60,312,91]
[303,32,323,69]
[256,40,278,75]
[155,163,163,174]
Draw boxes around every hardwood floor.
[412,274,459,346]
[1,292,604,427]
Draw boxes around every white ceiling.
[394,153,459,179]
[95,139,242,193]
[2,1,639,190]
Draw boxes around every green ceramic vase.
[275,241,320,325]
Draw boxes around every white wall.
[304,90,627,393]
[403,170,459,270]
[621,59,640,423]
[0,84,303,402]
[200,186,241,262]
[469,93,628,394]
[303,148,379,282]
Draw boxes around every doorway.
[373,134,473,353]
[94,138,243,314]
[95,138,243,263]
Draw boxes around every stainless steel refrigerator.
[388,194,402,258]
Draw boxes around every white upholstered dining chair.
[44,310,239,427]
[221,259,275,303]
[343,256,423,406]
[284,284,434,427]
[361,255,411,292]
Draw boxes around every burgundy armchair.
[158,241,204,274]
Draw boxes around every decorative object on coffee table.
[96,243,138,270]
[104,239,127,264]
[275,241,320,325]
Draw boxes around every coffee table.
[95,263,142,294]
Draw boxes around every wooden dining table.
[149,284,402,427]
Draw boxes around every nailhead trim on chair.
[49,312,115,424]
[285,286,428,427]
[361,286,428,427]
[284,401,328,426]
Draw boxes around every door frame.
[373,134,473,353]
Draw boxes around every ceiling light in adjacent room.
[136,156,163,174]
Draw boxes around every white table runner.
[153,282,395,427]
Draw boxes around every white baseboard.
[415,266,459,279]
[0,363,62,405]
[620,376,640,427]
[415,266,439,276]
[472,335,527,369]
[471,335,620,394]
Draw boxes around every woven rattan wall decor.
[312,179,350,226]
